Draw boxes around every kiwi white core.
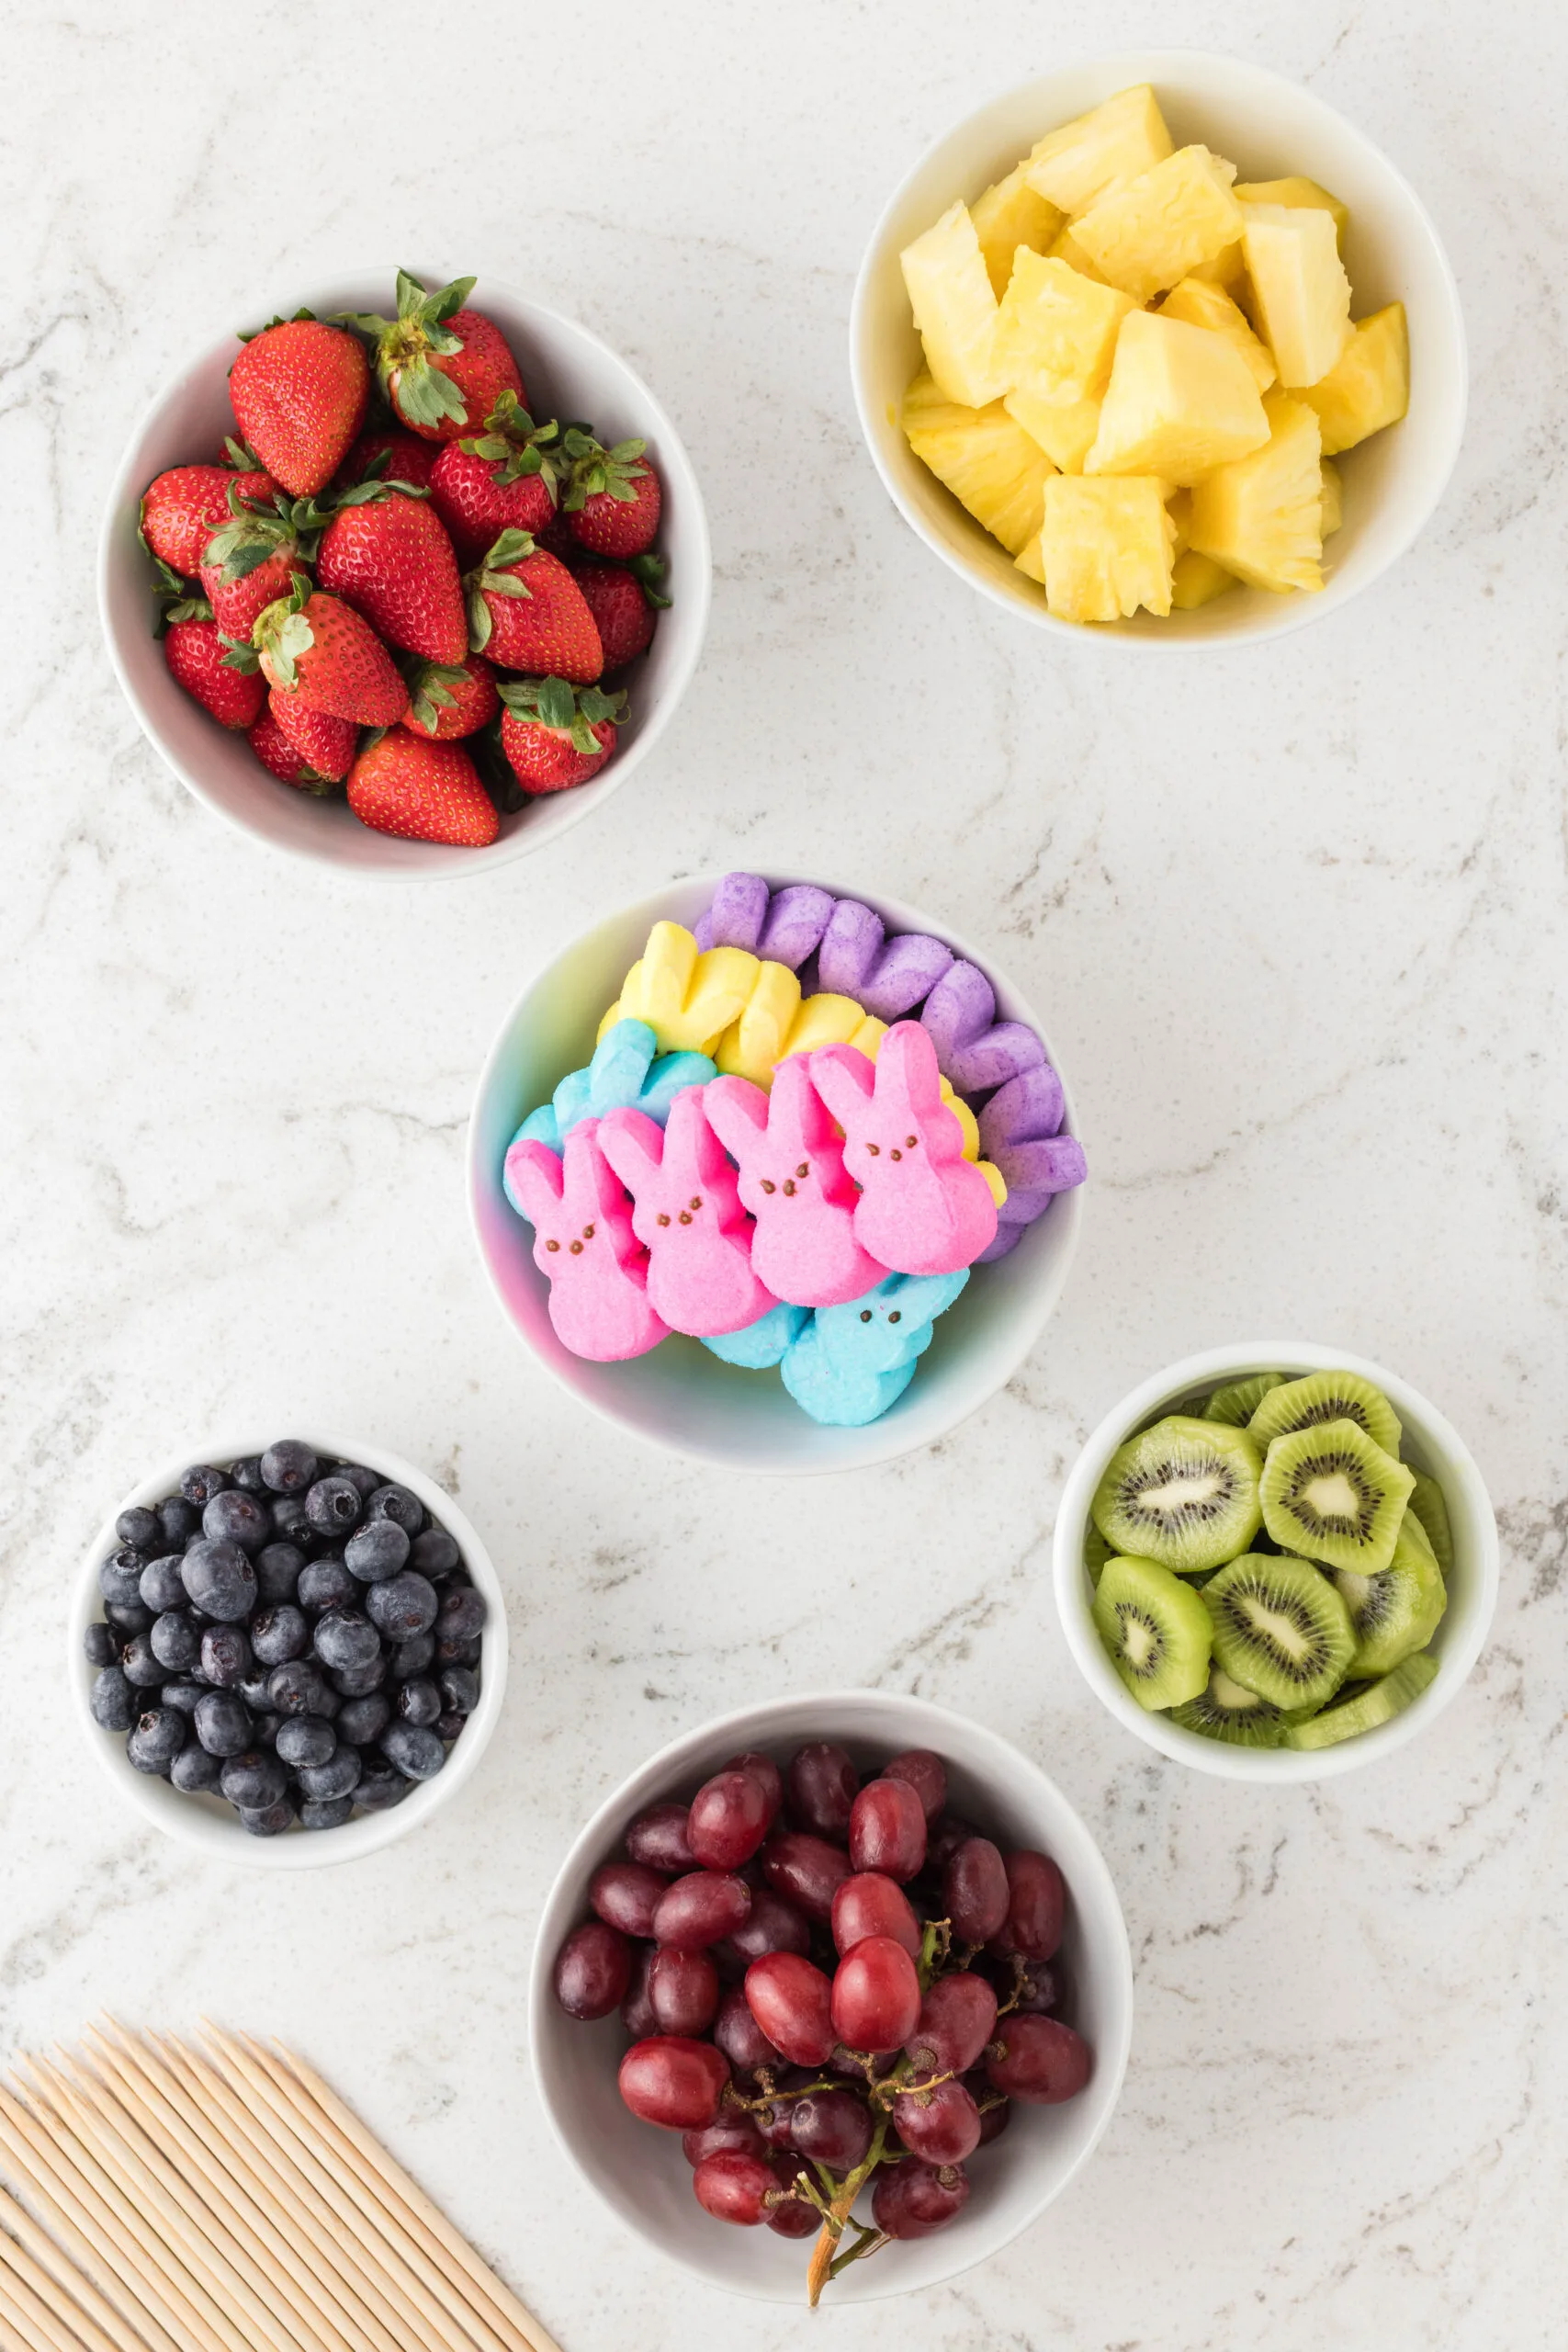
[1210,1668,1268,1711]
[1301,1469,1362,1521]
[1144,1466,1230,1514]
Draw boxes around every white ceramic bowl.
[70,1433,509,1865]
[98,269,711,875]
[529,1688,1132,2303]
[1053,1342,1498,1781]
[468,874,1085,1473]
[852,50,1466,649]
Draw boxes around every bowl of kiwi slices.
[1052,1342,1497,1781]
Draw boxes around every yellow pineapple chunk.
[1170,549,1238,607]
[1026,474,1174,622]
[902,373,1055,554]
[1166,487,1192,555]
[1047,225,1111,284]
[1298,304,1409,453]
[1070,146,1246,302]
[993,255,1134,404]
[900,201,1007,406]
[1189,391,1324,593]
[1024,85,1173,216]
[1004,385,1101,474]
[1236,175,1348,247]
[1319,458,1343,537]
[1187,238,1247,290]
[1242,204,1352,387]
[1085,311,1269,484]
[972,161,1063,296]
[1159,276,1276,390]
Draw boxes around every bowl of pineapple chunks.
[851,52,1465,641]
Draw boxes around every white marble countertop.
[3,2,1565,2345]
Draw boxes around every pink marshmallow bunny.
[502,1122,671,1362]
[597,1090,778,1337]
[703,1058,887,1308]
[809,1022,998,1276]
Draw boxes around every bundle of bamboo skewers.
[0,2021,562,2352]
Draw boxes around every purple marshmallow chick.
[816,900,954,1022]
[692,875,835,968]
[920,961,1046,1096]
[976,1065,1086,1262]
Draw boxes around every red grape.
[766,2179,820,2237]
[683,2112,765,2165]
[688,1769,772,1871]
[1004,1957,1056,2014]
[986,2015,1089,2104]
[752,2088,801,2149]
[621,1943,658,2038]
[882,1748,947,1820]
[715,1888,811,1970]
[761,1831,851,1921]
[725,1749,784,1826]
[991,1849,1066,1962]
[848,1780,926,1883]
[618,2037,729,2131]
[889,2077,981,2165]
[626,1801,695,1875]
[872,2159,969,2239]
[964,2072,1010,2145]
[829,1935,920,2052]
[554,1921,631,2019]
[906,1970,997,2076]
[651,1870,751,1949]
[789,2086,873,2171]
[649,1946,720,2036]
[830,1871,920,1961]
[744,1952,835,2066]
[590,1860,667,1939]
[943,1836,1009,1943]
[926,1811,979,1870]
[693,2150,775,2225]
[786,1742,858,1838]
[713,1984,783,2076]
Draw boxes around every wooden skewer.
[0,2222,128,2352]
[0,2180,158,2352]
[0,2265,73,2352]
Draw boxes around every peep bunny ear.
[503,1136,566,1226]
[766,1055,830,1150]
[595,1106,667,1197]
[558,1123,632,1221]
[659,1084,728,1184]
[883,1266,970,1328]
[703,1074,770,1161]
[872,1021,945,1118]
[588,1019,658,1114]
[808,1042,875,1129]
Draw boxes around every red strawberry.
[230,318,369,497]
[344,273,524,443]
[268,687,357,781]
[346,730,500,845]
[248,706,335,792]
[570,558,669,673]
[200,546,308,637]
[141,463,276,575]
[466,531,603,682]
[254,579,407,725]
[427,392,561,563]
[338,427,438,492]
[315,485,467,663]
[560,429,661,558]
[164,617,265,729]
[498,678,625,793]
[400,651,500,740]
[196,482,318,633]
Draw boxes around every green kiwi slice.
[1247,1368,1402,1459]
[1335,1517,1446,1678]
[1258,1419,1415,1574]
[1092,1554,1213,1711]
[1201,1552,1356,1713]
[1282,1652,1438,1750]
[1090,1416,1263,1574]
[1203,1372,1284,1428]
[1170,1664,1291,1747]
[1406,1472,1454,1575]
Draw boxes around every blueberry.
[104,1600,152,1637]
[158,1495,201,1547]
[276,1714,336,1770]
[230,1455,267,1490]
[435,1588,486,1645]
[364,1571,438,1643]
[179,1464,229,1508]
[84,1623,120,1669]
[267,1660,339,1719]
[181,1540,257,1623]
[203,1489,270,1553]
[298,1556,356,1614]
[331,1656,389,1699]
[127,1707,186,1774]
[366,1483,423,1536]
[380,1723,446,1781]
[161,1680,205,1716]
[438,1666,479,1716]
[150,1611,201,1673]
[200,1624,253,1688]
[299,1797,355,1831]
[171,1743,225,1795]
[254,1542,306,1606]
[299,1748,362,1804]
[116,1506,161,1550]
[195,1690,253,1758]
[353,1766,412,1812]
[139,1555,189,1612]
[90,1666,134,1731]
[391,1633,436,1679]
[261,1440,318,1496]
[120,1633,169,1688]
[253,1712,283,1747]
[221,1749,288,1810]
[336,1694,389,1748]
[312,1610,380,1676]
[344,1520,409,1584]
[408,1528,459,1577]
[336,1463,381,1498]
[98,1552,146,1610]
[237,1670,274,1713]
[269,1495,314,1547]
[305,1476,362,1536]
[238,1799,296,1837]
[434,1711,466,1744]
[395,1677,442,1728]
[250,1606,308,1668]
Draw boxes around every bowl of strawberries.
[99,268,710,874]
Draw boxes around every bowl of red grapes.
[531,1691,1132,2302]
[71,1433,508,1865]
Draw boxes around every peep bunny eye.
[657,1213,671,1227]
[888,1310,902,1323]
[867,1143,880,1156]
[761,1180,776,1193]
[795,1163,808,1179]
[860,1309,873,1322]
[906,1135,918,1148]
[545,1239,560,1252]
[582,1224,595,1239]
[690,1196,702,1211]
[569,1239,583,1254]
[890,1147,902,1160]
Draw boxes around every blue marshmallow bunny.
[702,1299,811,1369]
[779,1268,970,1427]
[509,1019,716,1167]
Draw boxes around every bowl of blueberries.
[71,1434,508,1865]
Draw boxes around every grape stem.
[994,1953,1031,2019]
[805,2118,890,2308]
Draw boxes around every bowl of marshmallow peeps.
[851,51,1465,645]
[468,875,1086,1472]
